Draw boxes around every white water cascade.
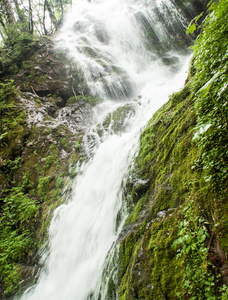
[20,0,194,299]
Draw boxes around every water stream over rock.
[19,0,198,298]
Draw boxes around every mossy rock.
[102,103,136,134]
[118,69,228,298]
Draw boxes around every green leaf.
[186,12,203,34]
[187,23,196,34]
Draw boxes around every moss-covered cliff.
[117,0,228,298]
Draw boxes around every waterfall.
[19,0,194,299]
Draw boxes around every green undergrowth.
[118,0,228,298]
[0,187,39,296]
[189,0,228,260]
[0,80,38,296]
[0,32,38,75]
[119,210,183,299]
[190,0,228,191]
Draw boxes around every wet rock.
[13,37,78,102]
[18,91,93,133]
[101,103,136,134]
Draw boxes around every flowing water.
[20,0,194,299]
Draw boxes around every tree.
[0,0,71,43]
[0,0,18,43]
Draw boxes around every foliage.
[0,187,39,296]
[0,0,71,41]
[0,79,26,183]
[0,32,38,74]
[0,80,17,132]
[37,176,51,201]
[0,78,74,296]
[0,79,21,132]
[191,0,228,190]
[186,12,203,34]
[0,0,73,76]
[74,141,81,150]
[172,201,219,299]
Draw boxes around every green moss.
[119,210,183,299]
[119,231,140,281]
[124,83,197,219]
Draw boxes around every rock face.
[0,37,97,194]
[13,37,74,101]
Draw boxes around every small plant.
[44,155,55,170]
[172,201,222,299]
[35,98,42,104]
[67,96,78,104]
[221,285,228,300]
[56,174,64,189]
[60,137,68,148]
[69,165,77,178]
[37,176,50,201]
[74,141,81,150]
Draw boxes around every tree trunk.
[0,0,18,43]
[46,0,58,31]
[12,0,27,26]
[28,0,34,34]
[1,0,17,24]
[43,0,48,35]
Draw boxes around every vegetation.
[0,0,72,75]
[0,0,71,40]
[0,187,39,296]
[0,70,82,297]
[173,201,219,299]
[191,0,228,189]
[0,80,39,296]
